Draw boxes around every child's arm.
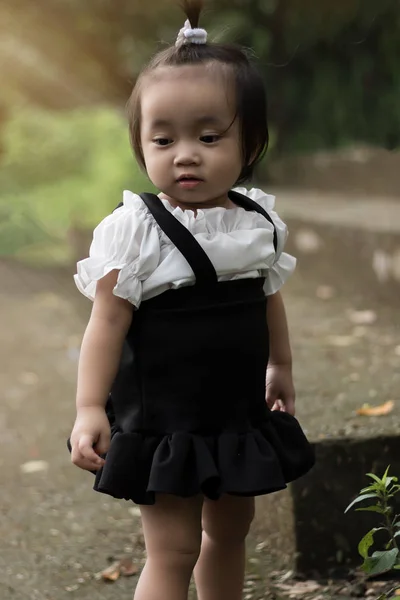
[76,270,133,409]
[70,269,134,471]
[266,291,296,415]
[267,291,292,366]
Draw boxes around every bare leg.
[194,495,255,600]
[134,494,203,600]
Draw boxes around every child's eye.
[200,134,221,144]
[153,138,172,146]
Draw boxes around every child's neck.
[158,193,235,212]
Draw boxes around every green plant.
[0,107,155,263]
[345,467,400,577]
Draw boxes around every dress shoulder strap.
[228,190,278,252]
[139,193,218,286]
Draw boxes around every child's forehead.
[141,65,235,123]
[147,63,227,84]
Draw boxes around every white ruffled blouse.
[74,187,296,308]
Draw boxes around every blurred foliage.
[0,107,154,262]
[1,0,400,264]
[1,0,399,150]
[213,0,400,153]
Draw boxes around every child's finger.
[266,393,277,409]
[71,442,99,469]
[78,434,101,463]
[72,451,104,471]
[283,396,296,416]
[271,399,283,411]
[94,430,111,456]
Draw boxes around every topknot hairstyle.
[128,0,269,184]
[181,0,202,28]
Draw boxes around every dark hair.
[127,0,269,184]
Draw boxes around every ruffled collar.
[153,188,277,235]
[160,187,276,217]
[122,187,278,236]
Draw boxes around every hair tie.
[175,19,208,48]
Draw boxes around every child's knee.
[151,538,202,571]
[202,497,255,544]
[141,493,203,569]
[146,520,202,569]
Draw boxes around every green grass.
[0,106,155,264]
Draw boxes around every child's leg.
[134,494,203,600]
[194,495,255,600]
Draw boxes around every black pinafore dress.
[89,190,315,505]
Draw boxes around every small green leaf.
[394,531,400,538]
[356,505,387,514]
[345,493,380,513]
[360,485,380,493]
[382,466,391,485]
[367,472,384,485]
[386,477,398,487]
[358,529,379,559]
[362,549,399,576]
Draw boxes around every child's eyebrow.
[194,115,226,126]
[150,115,226,128]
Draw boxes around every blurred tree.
[1,0,399,152]
[212,0,399,153]
[279,0,399,152]
[0,107,155,262]
[1,0,399,264]
[0,103,9,158]
[0,0,178,109]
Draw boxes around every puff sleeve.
[74,191,161,308]
[233,187,296,295]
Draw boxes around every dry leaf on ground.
[275,580,321,596]
[101,557,138,582]
[101,561,121,582]
[356,400,395,417]
[290,581,321,596]
[119,557,139,577]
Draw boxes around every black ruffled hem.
[85,412,314,505]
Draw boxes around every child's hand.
[70,406,111,471]
[266,363,296,416]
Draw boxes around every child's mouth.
[177,176,203,189]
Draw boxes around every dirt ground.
[1,257,400,600]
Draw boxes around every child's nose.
[173,143,200,166]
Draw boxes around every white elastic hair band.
[175,19,208,48]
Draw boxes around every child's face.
[140,65,243,208]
